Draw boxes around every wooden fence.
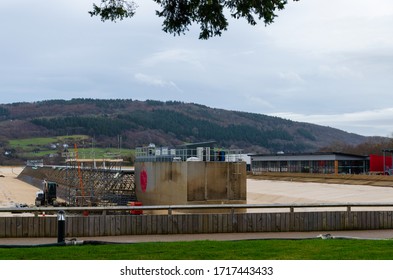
[1,204,393,238]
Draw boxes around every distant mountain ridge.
[0,98,369,154]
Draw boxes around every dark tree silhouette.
[89,0,299,39]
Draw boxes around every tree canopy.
[89,0,299,39]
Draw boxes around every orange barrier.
[128,201,143,215]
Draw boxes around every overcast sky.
[1,0,393,137]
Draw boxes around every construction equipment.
[35,180,58,206]
[74,143,87,206]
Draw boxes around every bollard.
[57,210,66,243]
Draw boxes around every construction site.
[16,143,247,210]
[3,144,393,239]
[18,159,136,207]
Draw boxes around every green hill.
[0,98,373,164]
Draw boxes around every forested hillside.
[0,98,383,164]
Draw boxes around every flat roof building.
[250,152,368,175]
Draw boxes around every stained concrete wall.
[135,161,246,206]
[135,162,188,206]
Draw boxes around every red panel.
[369,154,393,172]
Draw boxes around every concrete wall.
[135,162,188,206]
[135,161,247,206]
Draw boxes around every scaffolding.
[25,157,136,207]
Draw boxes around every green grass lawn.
[8,135,134,160]
[1,239,393,260]
[9,135,89,149]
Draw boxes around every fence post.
[57,210,66,243]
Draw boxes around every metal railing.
[2,202,393,215]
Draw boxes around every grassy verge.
[1,239,393,260]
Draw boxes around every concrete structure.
[134,144,247,207]
[250,152,368,175]
[135,161,246,206]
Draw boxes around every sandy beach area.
[0,167,38,207]
[247,179,393,204]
